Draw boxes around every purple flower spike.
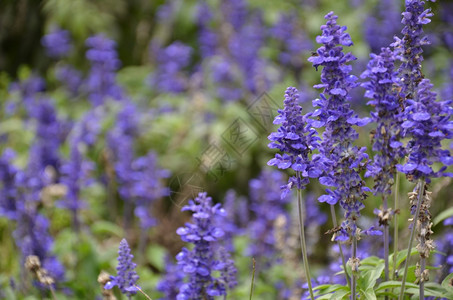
[85,35,123,105]
[105,239,139,297]
[397,79,453,182]
[392,0,434,102]
[308,12,369,240]
[176,192,237,299]
[362,47,405,195]
[267,86,320,196]
[41,28,72,58]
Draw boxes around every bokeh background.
[0,0,453,299]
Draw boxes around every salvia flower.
[221,0,248,31]
[267,86,321,198]
[150,42,192,94]
[105,239,139,296]
[59,137,94,231]
[55,64,83,96]
[397,79,453,182]
[271,13,311,72]
[196,2,218,58]
[361,47,404,195]
[0,149,19,219]
[85,35,123,106]
[41,28,72,58]
[392,0,434,100]
[13,165,65,288]
[132,151,170,229]
[156,256,184,300]
[176,192,237,299]
[308,12,371,240]
[364,0,401,53]
[29,99,65,176]
[247,170,291,268]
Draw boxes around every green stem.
[393,171,400,280]
[351,234,357,300]
[134,285,153,300]
[330,205,351,289]
[249,258,256,300]
[296,174,314,300]
[383,195,389,300]
[398,179,425,300]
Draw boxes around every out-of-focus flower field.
[0,0,453,299]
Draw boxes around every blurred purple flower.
[55,64,83,96]
[247,170,291,268]
[85,35,123,105]
[156,256,184,300]
[41,28,72,58]
[176,192,237,299]
[150,42,192,94]
[364,0,401,53]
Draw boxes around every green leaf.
[433,206,453,226]
[389,247,418,270]
[405,287,448,298]
[91,220,124,237]
[360,287,377,300]
[146,245,167,271]
[357,263,384,291]
[360,256,382,267]
[376,281,418,291]
[313,284,349,295]
[329,289,350,300]
[442,272,453,293]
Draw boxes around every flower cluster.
[132,151,170,229]
[270,12,311,71]
[0,149,19,219]
[397,79,453,182]
[361,47,404,195]
[85,35,123,105]
[268,86,321,197]
[156,256,184,300]
[176,192,237,299]
[308,12,370,241]
[59,137,93,231]
[363,0,401,53]
[392,0,434,99]
[150,42,192,94]
[247,170,291,267]
[41,28,72,58]
[105,239,139,296]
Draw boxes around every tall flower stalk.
[105,239,140,299]
[361,47,404,284]
[176,192,237,299]
[268,86,321,299]
[308,12,371,300]
[397,79,453,299]
[391,1,453,298]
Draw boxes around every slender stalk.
[296,174,314,300]
[249,258,256,300]
[330,205,351,288]
[420,257,425,299]
[393,171,400,280]
[49,286,58,300]
[398,179,425,300]
[383,195,389,300]
[351,235,357,300]
[134,285,153,300]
